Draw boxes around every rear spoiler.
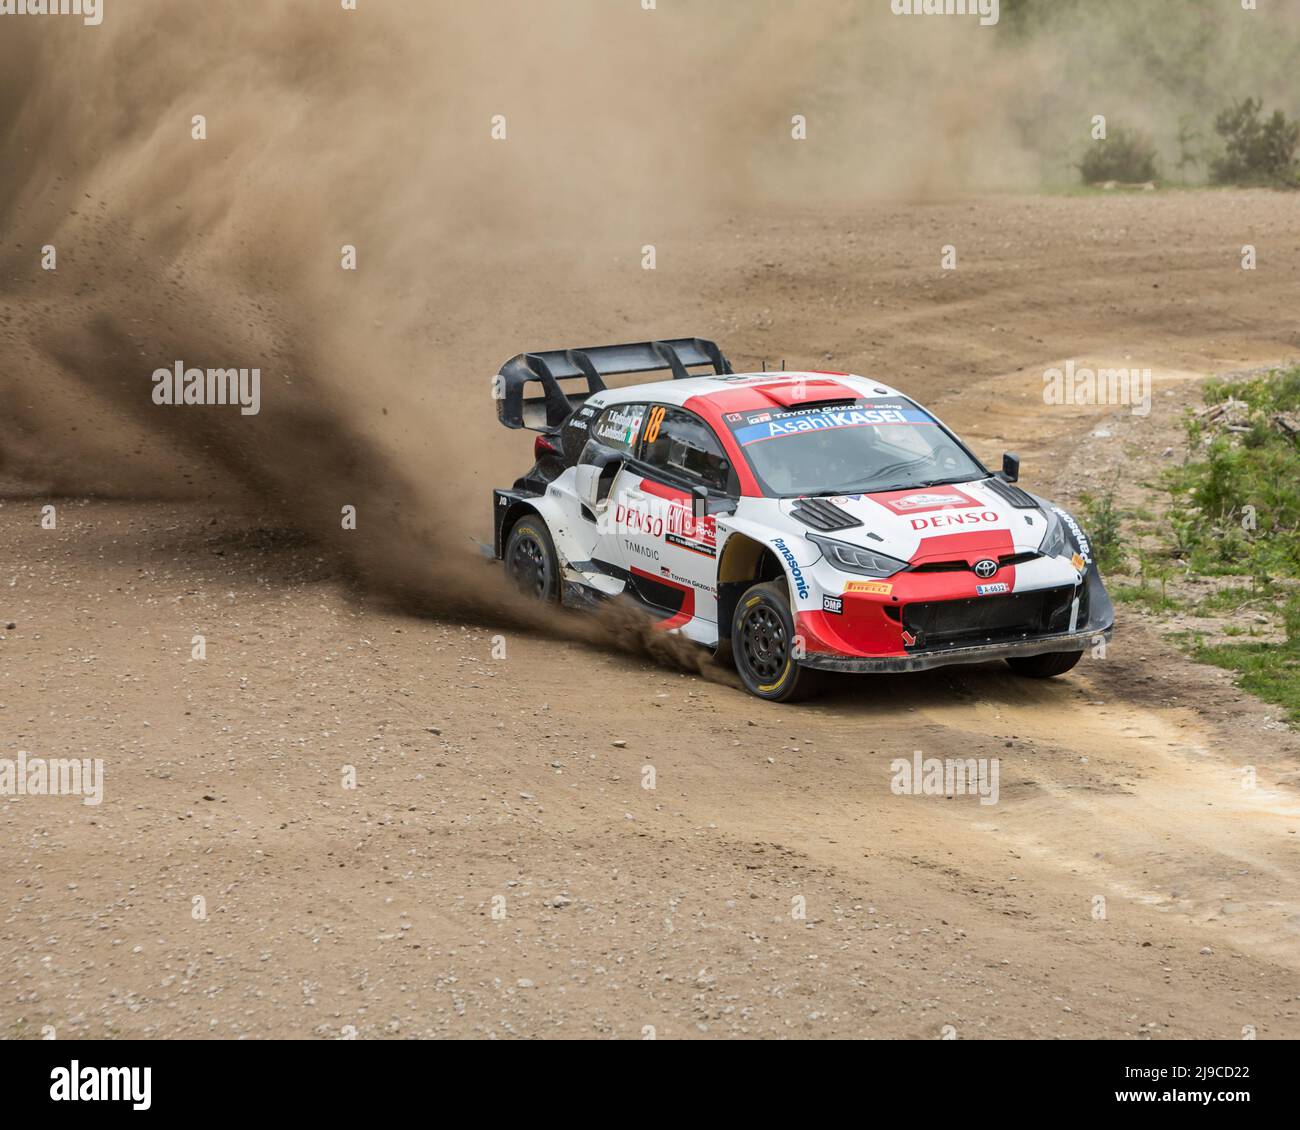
[495,338,732,430]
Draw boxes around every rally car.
[492,337,1113,702]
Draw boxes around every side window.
[585,403,647,457]
[561,403,599,464]
[640,407,731,492]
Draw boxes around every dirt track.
[3,191,1300,1039]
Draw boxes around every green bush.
[1163,367,1300,578]
[1080,127,1159,184]
[1079,490,1124,573]
[1285,593,1300,644]
[1209,98,1300,186]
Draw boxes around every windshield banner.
[725,402,936,446]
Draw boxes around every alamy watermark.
[1043,360,1151,417]
[0,0,102,26]
[891,750,1000,806]
[891,0,999,27]
[152,361,261,416]
[1,751,104,806]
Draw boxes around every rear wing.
[495,338,732,430]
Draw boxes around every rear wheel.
[731,581,823,703]
[504,517,560,603]
[1005,650,1082,678]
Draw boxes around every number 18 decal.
[644,405,666,445]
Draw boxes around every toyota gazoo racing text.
[491,338,1114,702]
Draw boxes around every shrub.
[1080,127,1158,184]
[1079,490,1124,573]
[1285,593,1300,645]
[1209,98,1300,186]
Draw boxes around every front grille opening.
[902,585,1077,649]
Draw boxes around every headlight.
[807,534,908,578]
[1039,510,1068,559]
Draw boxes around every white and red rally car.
[492,338,1113,701]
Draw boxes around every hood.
[778,480,1050,566]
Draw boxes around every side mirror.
[691,484,709,520]
[999,452,1020,483]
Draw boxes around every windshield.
[723,399,985,498]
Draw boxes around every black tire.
[1005,650,1083,679]
[504,516,560,604]
[731,581,823,703]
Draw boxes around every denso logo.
[772,538,810,600]
[910,510,999,531]
[615,504,663,537]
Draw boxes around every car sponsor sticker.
[727,402,936,446]
[891,492,968,510]
[909,510,999,531]
[1071,552,1086,572]
[1053,507,1094,566]
[976,582,1011,595]
[664,500,717,557]
[822,595,843,615]
[772,538,810,600]
[844,581,893,595]
[594,406,644,446]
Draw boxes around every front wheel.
[504,516,560,603]
[1005,650,1082,678]
[731,581,823,702]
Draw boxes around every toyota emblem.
[973,558,998,579]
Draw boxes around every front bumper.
[799,622,1113,673]
[797,558,1116,673]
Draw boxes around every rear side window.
[639,407,732,492]
[560,403,599,464]
[587,403,647,454]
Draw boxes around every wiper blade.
[803,475,982,499]
[906,476,983,490]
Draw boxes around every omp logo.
[50,1061,151,1110]
[0,0,102,26]
[772,538,809,600]
[909,510,998,530]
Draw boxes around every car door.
[579,402,650,579]
[613,405,733,625]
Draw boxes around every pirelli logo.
[844,581,893,596]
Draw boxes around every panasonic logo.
[772,538,810,600]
